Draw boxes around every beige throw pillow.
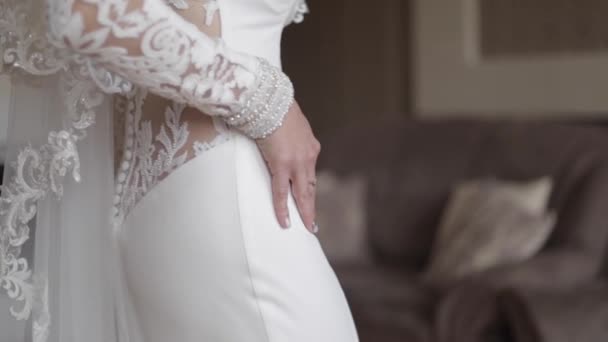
[425,177,556,283]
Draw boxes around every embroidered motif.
[0,1,111,334]
[46,0,294,138]
[291,0,309,24]
[203,0,219,27]
[112,90,232,226]
[193,118,231,156]
[166,0,189,10]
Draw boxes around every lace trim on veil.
[0,0,127,339]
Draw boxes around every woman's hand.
[255,101,321,233]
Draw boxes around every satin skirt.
[116,130,359,342]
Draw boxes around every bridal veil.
[0,0,136,341]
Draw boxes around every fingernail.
[284,217,291,228]
[312,221,319,234]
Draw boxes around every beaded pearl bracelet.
[224,58,295,139]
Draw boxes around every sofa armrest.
[433,252,603,342]
[499,281,608,342]
[464,248,599,291]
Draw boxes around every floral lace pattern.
[0,70,109,342]
[0,1,115,337]
[290,0,309,24]
[113,0,231,225]
[112,89,233,226]
[45,0,294,138]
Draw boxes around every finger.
[270,170,291,228]
[291,167,317,233]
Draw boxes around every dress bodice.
[218,0,306,67]
[112,0,308,224]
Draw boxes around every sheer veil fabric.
[1,69,121,340]
[0,0,125,338]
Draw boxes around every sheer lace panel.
[113,0,233,224]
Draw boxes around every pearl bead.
[121,161,130,171]
[117,172,127,183]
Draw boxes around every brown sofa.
[317,118,608,342]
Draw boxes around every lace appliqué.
[291,0,309,24]
[46,0,294,139]
[193,118,231,156]
[32,276,50,342]
[0,0,123,338]
[166,0,219,27]
[166,0,189,10]
[203,0,220,26]
[113,89,232,226]
[0,69,106,342]
[0,0,66,75]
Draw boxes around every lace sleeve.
[45,0,294,139]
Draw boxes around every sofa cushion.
[318,118,608,270]
[425,177,556,282]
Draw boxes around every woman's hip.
[116,130,358,341]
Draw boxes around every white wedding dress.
[108,1,359,341]
[0,0,359,341]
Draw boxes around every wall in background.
[282,0,411,141]
[478,0,608,58]
[414,0,608,117]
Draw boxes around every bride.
[0,0,359,341]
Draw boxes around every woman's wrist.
[223,58,295,139]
